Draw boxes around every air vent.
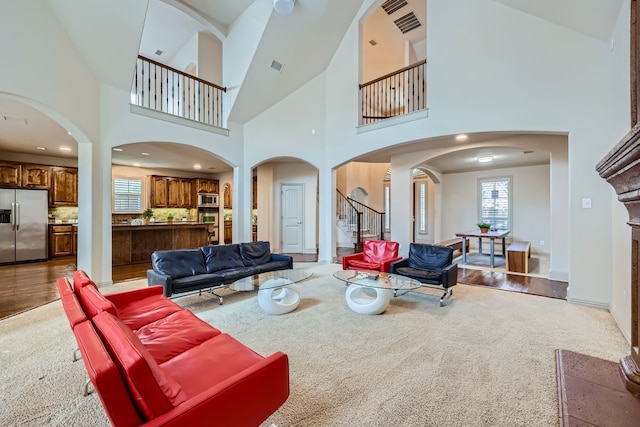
[523,150,534,154]
[155,49,163,56]
[394,12,422,34]
[270,60,284,72]
[369,39,377,46]
[382,0,408,15]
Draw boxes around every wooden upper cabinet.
[149,175,194,208]
[167,178,181,207]
[149,176,169,208]
[50,167,78,206]
[0,162,22,188]
[22,164,50,189]
[252,176,257,209]
[181,179,193,207]
[193,178,219,195]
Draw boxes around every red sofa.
[56,270,289,427]
[342,239,401,273]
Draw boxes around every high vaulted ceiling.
[0,0,627,174]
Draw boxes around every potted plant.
[141,208,153,225]
[477,222,491,233]
[167,213,174,224]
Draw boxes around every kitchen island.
[112,222,208,266]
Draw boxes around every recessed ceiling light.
[477,156,493,163]
[193,164,202,170]
[36,146,46,151]
[141,152,150,156]
[456,134,468,141]
[113,148,123,152]
[59,146,72,152]
[133,163,141,167]
[67,131,72,135]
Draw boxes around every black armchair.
[390,243,458,306]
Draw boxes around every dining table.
[454,229,510,268]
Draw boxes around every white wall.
[441,164,551,255]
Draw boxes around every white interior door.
[281,184,304,253]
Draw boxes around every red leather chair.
[342,240,401,273]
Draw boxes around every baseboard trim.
[566,297,610,311]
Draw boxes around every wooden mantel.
[596,123,640,397]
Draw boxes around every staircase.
[336,190,386,252]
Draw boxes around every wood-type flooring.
[0,248,566,319]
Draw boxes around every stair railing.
[337,190,386,251]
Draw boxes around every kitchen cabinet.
[50,167,78,206]
[193,178,219,195]
[22,164,50,189]
[224,220,232,244]
[0,162,22,188]
[149,175,193,208]
[49,224,77,257]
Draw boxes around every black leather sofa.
[390,243,458,306]
[147,241,293,298]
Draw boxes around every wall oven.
[197,193,219,208]
[198,211,219,225]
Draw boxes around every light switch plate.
[582,198,592,209]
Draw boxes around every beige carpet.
[0,263,629,426]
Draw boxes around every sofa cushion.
[171,273,224,293]
[116,297,183,331]
[78,284,118,319]
[345,259,382,271]
[363,240,399,263]
[159,333,266,399]
[73,269,98,292]
[135,310,221,364]
[93,311,187,421]
[151,249,207,279]
[257,260,291,273]
[200,244,244,273]
[240,241,272,266]
[407,244,453,271]
[218,265,262,284]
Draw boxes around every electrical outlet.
[540,240,544,246]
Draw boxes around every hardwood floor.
[0,248,567,320]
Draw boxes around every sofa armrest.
[104,285,164,308]
[389,258,408,274]
[147,269,173,297]
[342,252,364,270]
[441,263,458,288]
[271,253,293,269]
[143,352,290,427]
[379,256,403,273]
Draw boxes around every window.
[478,176,512,231]
[113,178,142,213]
[384,184,390,231]
[417,182,427,233]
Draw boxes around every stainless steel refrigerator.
[0,189,48,263]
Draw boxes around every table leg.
[502,238,506,255]
[462,237,467,264]
[478,238,483,255]
[490,238,495,268]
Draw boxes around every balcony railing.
[359,60,426,125]
[131,55,227,128]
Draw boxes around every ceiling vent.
[382,0,408,15]
[270,60,284,72]
[369,39,377,46]
[394,12,422,34]
[155,49,163,56]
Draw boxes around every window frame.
[112,177,143,214]
[477,176,512,232]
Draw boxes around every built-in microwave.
[197,193,219,208]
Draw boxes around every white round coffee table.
[257,278,300,315]
[345,279,392,314]
[334,270,421,315]
[229,269,312,315]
